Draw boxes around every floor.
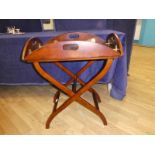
[0,45,155,134]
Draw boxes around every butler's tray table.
[22,32,123,129]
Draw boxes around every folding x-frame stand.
[22,32,123,129]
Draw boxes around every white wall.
[134,19,142,40]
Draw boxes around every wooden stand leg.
[33,59,112,129]
[72,79,77,93]
[53,91,60,112]
[55,62,101,103]
[53,61,94,106]
[92,92,100,110]
[54,61,101,111]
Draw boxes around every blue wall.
[139,19,155,46]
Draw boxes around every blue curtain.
[54,19,136,71]
[54,19,107,30]
[107,19,136,71]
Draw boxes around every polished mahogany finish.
[22,32,123,129]
[24,41,120,62]
[22,37,43,61]
[46,32,106,44]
